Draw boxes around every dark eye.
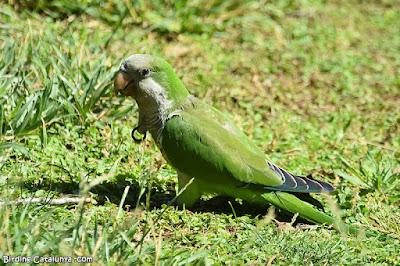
[140,68,151,77]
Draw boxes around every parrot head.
[114,54,189,112]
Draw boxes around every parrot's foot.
[177,172,201,208]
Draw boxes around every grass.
[1,0,400,264]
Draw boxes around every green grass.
[1,0,400,264]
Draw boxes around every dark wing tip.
[266,163,335,193]
[316,179,335,193]
[305,173,335,193]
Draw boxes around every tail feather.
[262,191,364,236]
[290,192,324,210]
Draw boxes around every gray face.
[120,54,154,76]
[114,54,171,114]
[114,54,155,97]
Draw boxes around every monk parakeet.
[114,54,359,234]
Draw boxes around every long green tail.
[261,192,367,236]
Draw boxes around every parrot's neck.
[135,77,188,142]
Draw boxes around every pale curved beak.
[114,71,133,96]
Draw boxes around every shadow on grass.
[22,173,301,223]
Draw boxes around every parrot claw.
[132,125,147,143]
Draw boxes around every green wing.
[161,100,282,187]
[160,99,334,193]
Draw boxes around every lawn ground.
[1,1,400,264]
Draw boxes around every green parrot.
[114,54,359,235]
